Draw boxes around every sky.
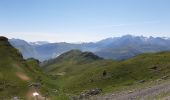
[0,0,170,42]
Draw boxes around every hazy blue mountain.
[9,35,170,61]
[32,42,82,61]
[9,39,82,61]
[9,39,38,59]
[95,35,170,60]
[29,41,49,45]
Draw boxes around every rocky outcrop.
[71,88,102,100]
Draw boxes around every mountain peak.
[57,49,103,61]
[80,51,103,60]
[122,34,134,38]
[64,49,82,54]
[29,41,49,45]
[0,36,8,41]
[0,36,11,46]
[42,50,103,67]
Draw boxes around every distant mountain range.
[2,36,170,99]
[9,35,170,61]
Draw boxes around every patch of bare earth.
[16,72,31,81]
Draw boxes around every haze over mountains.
[9,35,170,61]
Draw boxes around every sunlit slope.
[0,37,57,99]
[43,50,170,94]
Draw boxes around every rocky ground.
[88,80,170,100]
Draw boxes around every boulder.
[161,75,169,80]
[78,88,102,99]
[138,80,145,83]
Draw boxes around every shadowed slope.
[0,36,57,99]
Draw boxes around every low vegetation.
[1,36,170,99]
[0,37,59,99]
[43,50,170,98]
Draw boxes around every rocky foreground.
[89,80,170,100]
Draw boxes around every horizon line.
[2,34,170,43]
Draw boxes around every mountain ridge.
[42,48,170,95]
[1,36,170,99]
[41,49,103,71]
[0,36,58,99]
[9,35,170,61]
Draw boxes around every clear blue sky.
[0,0,170,42]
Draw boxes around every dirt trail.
[90,81,170,100]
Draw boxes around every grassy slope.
[2,36,170,99]
[43,50,170,95]
[0,37,60,99]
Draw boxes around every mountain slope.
[10,35,170,61]
[43,50,170,95]
[0,37,57,99]
[9,39,37,59]
[42,50,103,72]
[3,36,170,99]
[33,42,82,61]
[96,35,170,60]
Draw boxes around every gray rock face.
[79,88,102,99]
[70,88,102,100]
